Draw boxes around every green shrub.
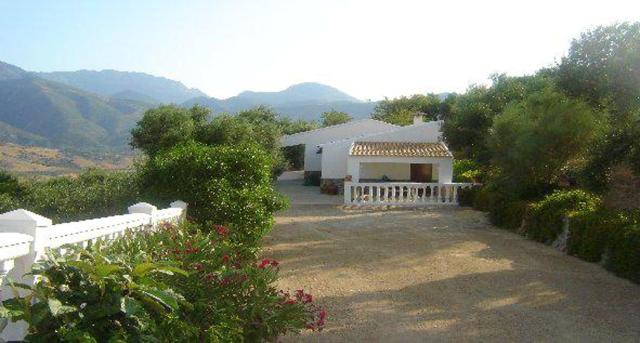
[604,211,640,283]
[1,245,188,342]
[453,159,482,182]
[141,142,287,247]
[0,193,18,213]
[20,169,141,223]
[524,190,601,244]
[568,208,620,262]
[108,221,324,341]
[457,186,478,207]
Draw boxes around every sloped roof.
[350,141,452,158]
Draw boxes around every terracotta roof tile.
[350,141,452,157]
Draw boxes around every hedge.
[522,190,600,244]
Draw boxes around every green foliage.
[140,142,287,247]
[453,159,481,182]
[488,86,602,196]
[568,208,640,283]
[443,74,552,160]
[19,169,141,223]
[371,94,443,125]
[579,115,640,192]
[0,170,22,195]
[523,190,601,243]
[1,245,187,342]
[0,169,140,223]
[278,118,319,135]
[605,216,640,283]
[321,110,352,127]
[556,22,640,118]
[107,221,323,341]
[282,144,305,170]
[568,208,624,262]
[130,105,208,157]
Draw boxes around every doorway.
[410,164,433,182]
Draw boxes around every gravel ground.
[263,179,640,342]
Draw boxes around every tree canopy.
[321,110,352,127]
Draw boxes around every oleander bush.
[522,190,600,244]
[0,245,188,342]
[108,221,324,341]
[140,142,287,247]
[1,221,324,342]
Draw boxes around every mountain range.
[0,60,377,153]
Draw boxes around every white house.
[281,116,471,205]
[281,119,398,183]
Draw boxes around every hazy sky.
[1,0,639,100]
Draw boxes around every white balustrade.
[0,200,187,341]
[344,182,474,206]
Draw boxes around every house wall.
[360,163,410,180]
[281,119,398,172]
[320,120,446,178]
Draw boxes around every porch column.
[347,158,360,182]
[438,158,453,183]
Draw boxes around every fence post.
[170,200,188,223]
[128,202,157,227]
[0,209,52,342]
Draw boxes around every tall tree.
[556,22,640,119]
[488,87,602,195]
[371,94,443,125]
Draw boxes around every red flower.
[222,254,230,264]
[284,298,297,305]
[302,294,313,304]
[214,225,229,236]
[258,258,270,269]
[270,260,279,267]
[193,263,204,272]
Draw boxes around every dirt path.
[263,179,640,342]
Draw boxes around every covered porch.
[344,141,472,205]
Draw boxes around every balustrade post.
[0,209,52,342]
[128,202,158,227]
[170,200,188,223]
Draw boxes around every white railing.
[0,200,187,342]
[344,182,474,206]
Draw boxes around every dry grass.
[0,143,134,177]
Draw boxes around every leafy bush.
[2,221,325,341]
[568,208,624,262]
[108,221,324,341]
[523,190,601,244]
[606,216,640,283]
[0,193,18,213]
[453,159,482,182]
[488,87,602,196]
[141,142,287,247]
[457,186,477,207]
[1,246,188,342]
[20,169,141,223]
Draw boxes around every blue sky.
[1,0,639,100]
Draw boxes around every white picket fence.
[0,201,187,342]
[344,182,475,206]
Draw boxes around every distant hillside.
[0,62,143,150]
[0,143,133,177]
[183,82,376,120]
[37,69,207,104]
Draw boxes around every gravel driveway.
[263,178,640,342]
